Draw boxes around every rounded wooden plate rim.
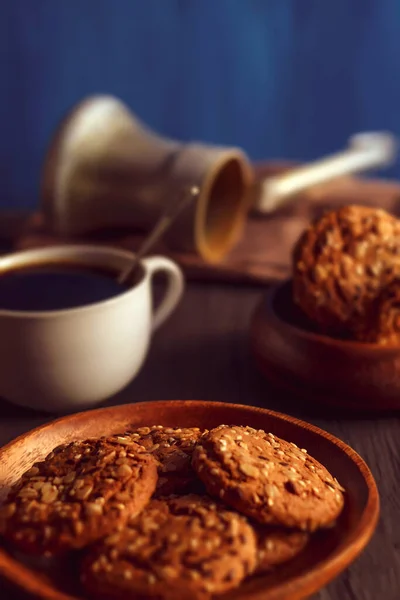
[0,400,380,600]
[260,279,400,354]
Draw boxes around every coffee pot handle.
[143,256,184,331]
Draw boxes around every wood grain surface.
[0,281,397,600]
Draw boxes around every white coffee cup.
[0,245,184,412]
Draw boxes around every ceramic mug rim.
[0,244,151,320]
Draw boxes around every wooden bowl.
[251,280,400,412]
[0,400,379,600]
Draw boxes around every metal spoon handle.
[254,131,397,213]
[118,185,200,284]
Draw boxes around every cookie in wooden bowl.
[81,494,257,599]
[292,205,400,338]
[358,278,400,345]
[119,425,206,496]
[192,425,344,531]
[0,437,158,556]
[0,400,379,600]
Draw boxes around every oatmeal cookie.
[359,278,400,345]
[192,425,345,531]
[254,526,309,574]
[292,205,400,337]
[0,438,158,555]
[121,426,205,496]
[81,494,257,600]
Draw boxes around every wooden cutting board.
[12,162,400,286]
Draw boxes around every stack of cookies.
[293,204,400,344]
[0,424,345,599]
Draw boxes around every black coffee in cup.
[0,262,131,311]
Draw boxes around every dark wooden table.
[0,256,398,599]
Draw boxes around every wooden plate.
[0,400,379,600]
[251,280,400,412]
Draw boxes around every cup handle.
[143,256,184,331]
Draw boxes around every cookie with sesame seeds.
[0,437,158,556]
[120,426,206,496]
[292,205,400,338]
[192,425,345,531]
[357,277,400,345]
[81,494,257,600]
[253,526,309,574]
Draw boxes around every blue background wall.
[2,0,400,209]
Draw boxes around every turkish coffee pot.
[41,95,396,263]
